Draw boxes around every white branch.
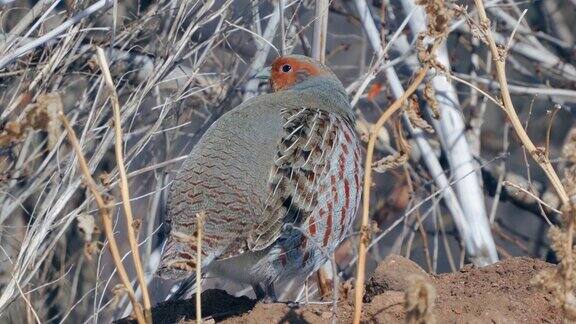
[400,0,498,265]
[311,0,329,63]
[243,5,281,101]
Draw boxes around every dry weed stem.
[60,113,146,324]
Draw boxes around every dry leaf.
[423,83,440,119]
[0,92,63,149]
[36,93,63,150]
[373,151,409,173]
[367,82,383,101]
[0,121,24,147]
[407,96,434,133]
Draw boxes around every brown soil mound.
[117,256,561,323]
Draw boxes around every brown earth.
[117,256,561,323]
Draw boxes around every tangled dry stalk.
[353,0,576,320]
[59,114,146,324]
[95,47,151,321]
[354,60,434,324]
[353,0,449,321]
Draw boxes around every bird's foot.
[252,283,278,303]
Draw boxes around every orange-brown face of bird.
[270,56,324,92]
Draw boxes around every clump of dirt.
[432,257,559,323]
[364,254,431,302]
[117,256,561,323]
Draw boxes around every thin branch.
[453,73,576,103]
[488,123,509,224]
[353,65,431,324]
[0,0,56,55]
[196,212,205,324]
[473,1,569,206]
[473,0,573,314]
[279,0,286,55]
[13,274,41,324]
[502,181,560,220]
[505,9,528,55]
[59,113,146,324]
[95,47,151,316]
[400,0,498,265]
[243,3,281,101]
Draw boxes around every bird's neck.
[290,77,353,120]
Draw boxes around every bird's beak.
[255,66,271,80]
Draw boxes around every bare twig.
[243,3,281,101]
[452,73,576,103]
[59,113,146,324]
[353,65,431,324]
[354,0,496,268]
[95,47,151,316]
[502,181,560,220]
[400,0,498,266]
[505,9,528,55]
[279,0,286,55]
[472,0,574,316]
[13,274,41,324]
[196,212,205,324]
[488,123,509,224]
[472,1,569,207]
[0,0,56,55]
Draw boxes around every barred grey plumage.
[156,55,362,299]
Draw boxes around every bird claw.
[287,301,301,308]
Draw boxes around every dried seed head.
[405,274,436,324]
[534,221,576,321]
[415,0,453,38]
[373,118,411,173]
[423,83,440,119]
[407,95,434,133]
[373,151,410,173]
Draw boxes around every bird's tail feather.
[166,275,198,301]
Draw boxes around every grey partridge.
[157,55,362,299]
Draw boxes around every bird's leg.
[252,284,266,300]
[265,282,277,302]
[252,283,277,303]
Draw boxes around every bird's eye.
[281,64,292,73]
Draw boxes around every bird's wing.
[241,106,343,253]
[158,95,284,278]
